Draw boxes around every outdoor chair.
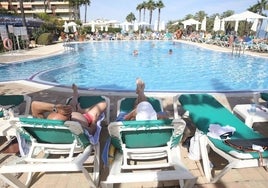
[177,93,268,183]
[101,97,196,187]
[0,95,31,151]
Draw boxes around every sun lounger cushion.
[78,96,106,108]
[0,95,25,106]
[110,119,181,150]
[260,93,268,101]
[121,119,173,148]
[179,94,268,158]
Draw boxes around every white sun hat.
[136,101,157,120]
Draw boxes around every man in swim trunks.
[31,84,107,135]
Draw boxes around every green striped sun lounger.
[101,97,197,188]
[178,93,268,183]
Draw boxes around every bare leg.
[69,84,107,134]
[83,101,107,134]
[124,78,147,120]
[135,78,147,106]
[69,84,79,112]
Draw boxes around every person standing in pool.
[31,84,107,135]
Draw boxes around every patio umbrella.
[251,19,259,32]
[220,20,225,31]
[265,24,268,38]
[73,25,77,33]
[63,21,69,33]
[68,22,77,33]
[154,20,158,31]
[213,16,221,31]
[171,21,179,26]
[201,17,206,31]
[120,21,133,32]
[234,20,239,32]
[226,10,267,21]
[224,11,267,33]
[68,21,77,27]
[91,23,95,32]
[182,18,200,30]
[160,21,166,31]
[133,22,139,31]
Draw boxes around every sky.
[80,0,259,23]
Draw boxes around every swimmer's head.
[133,50,138,55]
[47,112,69,121]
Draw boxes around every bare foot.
[69,84,79,111]
[136,78,145,94]
[72,83,78,97]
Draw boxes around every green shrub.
[37,33,53,45]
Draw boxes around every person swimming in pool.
[133,49,139,56]
[31,84,107,135]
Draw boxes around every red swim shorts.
[83,113,93,125]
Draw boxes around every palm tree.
[136,3,143,22]
[67,0,82,20]
[126,12,136,23]
[257,0,267,15]
[83,0,91,23]
[141,1,147,22]
[43,0,51,13]
[19,0,27,27]
[248,0,267,36]
[19,0,28,39]
[155,0,164,31]
[146,0,156,26]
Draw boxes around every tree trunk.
[149,10,152,25]
[84,5,87,23]
[19,0,27,29]
[157,9,160,32]
[143,9,146,22]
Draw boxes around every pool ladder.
[232,42,244,56]
[63,40,75,51]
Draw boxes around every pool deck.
[1,40,268,188]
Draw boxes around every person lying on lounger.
[123,78,168,120]
[31,84,107,135]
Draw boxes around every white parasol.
[251,19,259,32]
[182,18,200,30]
[63,21,69,33]
[201,17,206,31]
[213,16,221,31]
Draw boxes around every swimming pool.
[1,41,268,92]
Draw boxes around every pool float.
[3,38,13,50]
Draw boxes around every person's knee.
[98,101,107,111]
[31,101,40,112]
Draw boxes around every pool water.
[1,41,268,92]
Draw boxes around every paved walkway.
[0,42,65,63]
[0,41,268,188]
